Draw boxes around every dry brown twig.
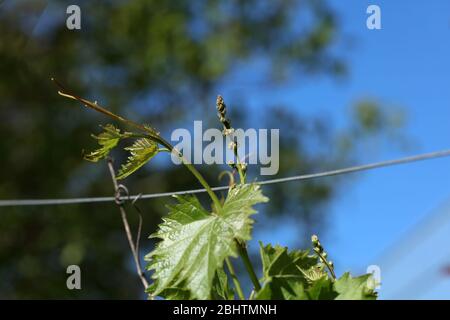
[106,158,150,292]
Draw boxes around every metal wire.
[1,148,450,207]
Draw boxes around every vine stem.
[236,240,261,291]
[232,138,262,292]
[156,137,223,215]
[317,251,337,280]
[234,147,246,185]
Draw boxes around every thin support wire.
[0,148,450,207]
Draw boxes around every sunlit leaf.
[146,184,268,299]
[84,124,127,162]
[334,272,377,300]
[116,138,159,179]
[254,242,321,300]
[254,242,377,300]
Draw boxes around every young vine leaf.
[146,183,268,299]
[84,124,129,162]
[254,242,377,300]
[333,272,378,300]
[116,138,159,179]
[255,242,322,300]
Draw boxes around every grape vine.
[56,80,377,300]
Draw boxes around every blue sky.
[307,1,450,299]
[328,0,450,299]
[226,1,450,299]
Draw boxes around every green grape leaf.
[254,242,323,300]
[255,243,377,300]
[148,270,233,300]
[146,285,191,300]
[333,272,378,300]
[116,138,159,179]
[306,276,336,299]
[255,276,309,300]
[146,184,268,300]
[255,275,339,300]
[143,123,160,136]
[84,124,127,162]
[211,269,234,300]
[260,242,318,278]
